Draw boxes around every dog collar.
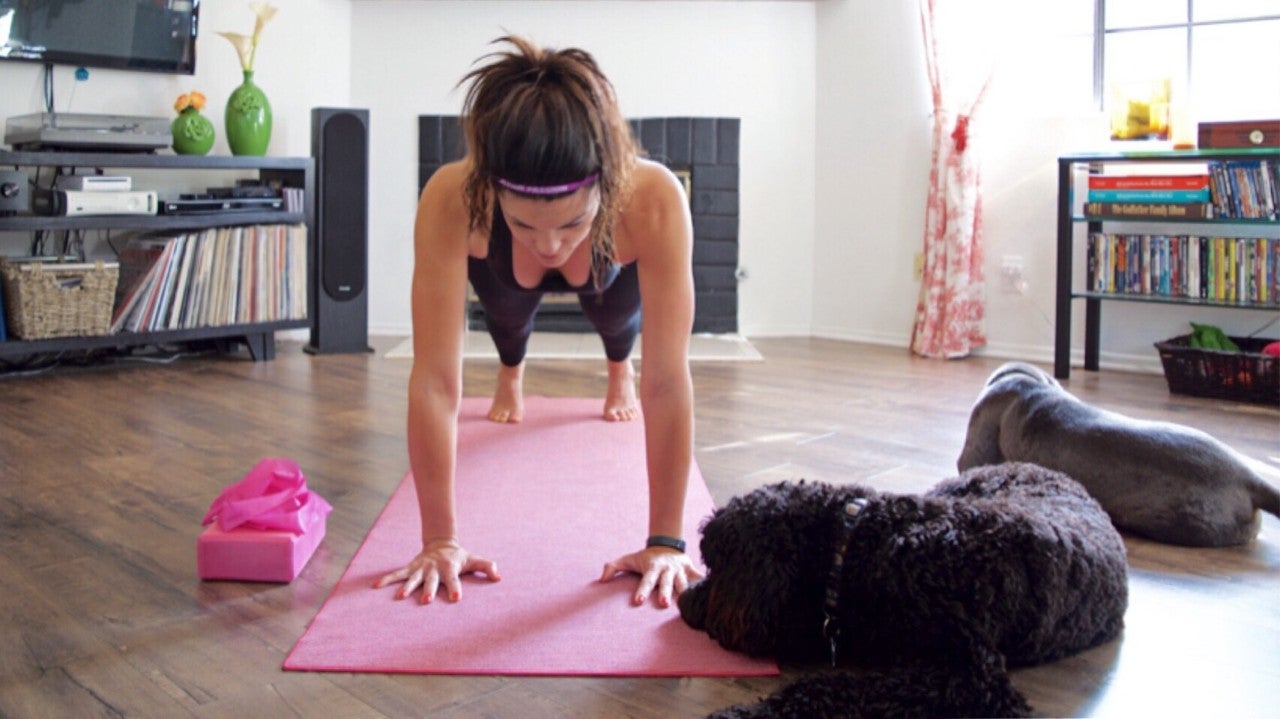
[823,497,869,667]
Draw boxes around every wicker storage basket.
[1154,335,1280,406]
[0,259,119,339]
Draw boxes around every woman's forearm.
[640,370,694,541]
[407,369,462,544]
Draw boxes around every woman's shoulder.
[620,159,689,225]
[615,159,693,262]
[416,159,480,253]
[629,158,686,204]
[417,160,474,227]
[420,159,470,205]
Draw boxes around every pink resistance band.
[494,172,600,196]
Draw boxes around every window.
[1097,0,1280,123]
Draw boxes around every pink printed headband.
[493,172,600,196]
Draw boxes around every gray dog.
[959,361,1280,547]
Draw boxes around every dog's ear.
[700,480,852,567]
[699,481,803,568]
[957,400,1006,471]
[686,481,816,655]
[692,481,879,659]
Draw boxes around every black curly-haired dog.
[678,462,1129,719]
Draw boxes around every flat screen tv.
[0,0,199,75]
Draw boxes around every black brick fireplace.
[418,116,740,334]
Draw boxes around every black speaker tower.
[307,107,372,354]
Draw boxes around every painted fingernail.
[450,592,460,602]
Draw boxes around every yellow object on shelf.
[1109,78,1171,141]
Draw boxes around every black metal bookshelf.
[1054,147,1280,379]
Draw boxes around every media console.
[0,150,315,362]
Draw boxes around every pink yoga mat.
[284,397,778,677]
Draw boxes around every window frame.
[1092,0,1280,109]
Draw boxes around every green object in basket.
[1188,322,1239,352]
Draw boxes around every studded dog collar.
[823,497,869,666]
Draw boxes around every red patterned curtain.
[910,0,993,358]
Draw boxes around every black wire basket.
[1154,335,1280,406]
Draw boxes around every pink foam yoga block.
[198,509,326,583]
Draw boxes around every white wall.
[349,0,817,338]
[813,0,931,346]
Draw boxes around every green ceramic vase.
[171,107,215,156]
[225,70,273,156]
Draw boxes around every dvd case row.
[1086,232,1279,305]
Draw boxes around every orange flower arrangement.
[174,91,208,113]
[171,90,215,155]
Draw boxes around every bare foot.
[488,362,525,423]
[603,359,639,422]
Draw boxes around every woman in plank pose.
[376,35,701,609]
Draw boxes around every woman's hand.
[600,546,705,608]
[374,538,500,604]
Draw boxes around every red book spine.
[1088,175,1209,190]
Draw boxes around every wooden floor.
[1,336,1277,718]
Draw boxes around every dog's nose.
[676,580,707,628]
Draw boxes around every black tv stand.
[0,150,315,364]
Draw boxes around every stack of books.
[1083,159,1279,220]
[1084,173,1212,219]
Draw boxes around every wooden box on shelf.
[1197,120,1280,150]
